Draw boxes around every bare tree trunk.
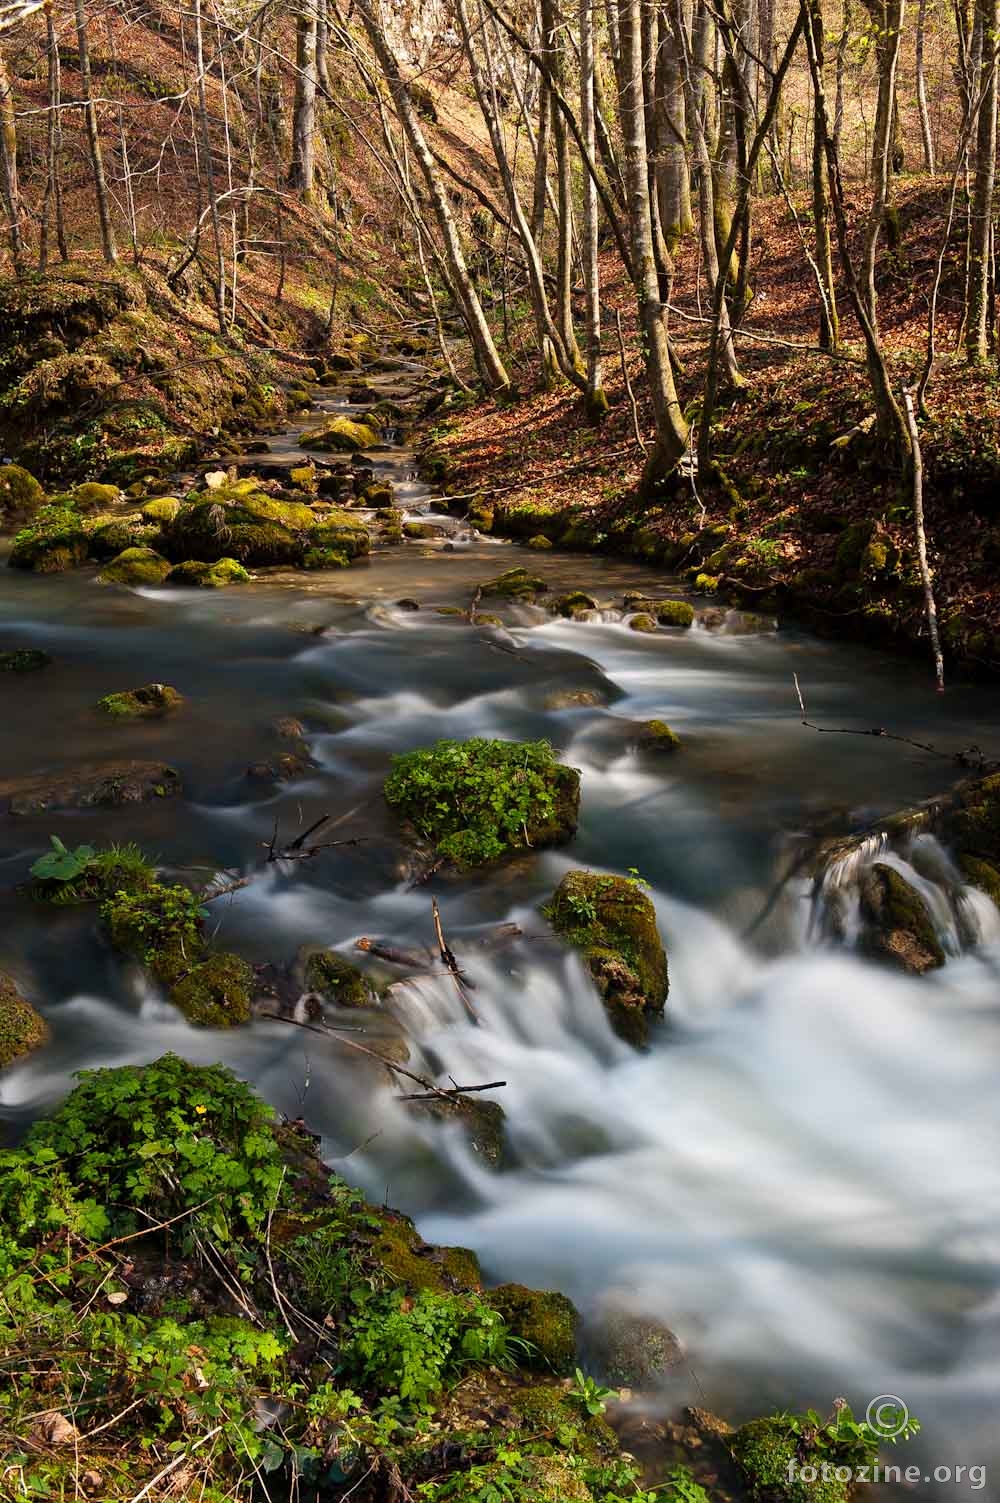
[902,388,945,690]
[580,0,608,416]
[531,74,550,240]
[316,0,331,94]
[915,0,936,170]
[0,43,23,270]
[193,0,226,331]
[859,0,905,331]
[290,5,318,197]
[658,0,693,251]
[75,0,118,263]
[966,0,998,361]
[40,4,68,269]
[355,0,510,393]
[540,0,585,375]
[807,0,839,346]
[834,0,851,150]
[617,0,690,483]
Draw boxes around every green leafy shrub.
[352,1290,516,1406]
[30,837,153,905]
[384,737,580,867]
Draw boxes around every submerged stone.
[590,1305,683,1387]
[623,594,695,627]
[553,590,598,617]
[97,683,184,718]
[544,870,668,1046]
[637,719,681,752]
[859,862,944,974]
[0,973,49,1069]
[303,950,374,1009]
[406,1092,505,1166]
[99,547,171,586]
[481,567,548,600]
[0,648,52,673]
[2,760,181,815]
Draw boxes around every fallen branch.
[399,1081,506,1101]
[265,814,367,863]
[432,898,477,1022]
[793,674,993,768]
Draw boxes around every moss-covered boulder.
[0,973,49,1069]
[407,1093,505,1166]
[0,648,51,673]
[300,416,379,452]
[629,612,658,633]
[859,863,944,974]
[170,953,255,1027]
[384,737,580,868]
[86,516,147,560]
[959,853,1000,909]
[308,515,370,559]
[70,481,120,512]
[99,547,171,586]
[944,773,1000,864]
[590,1307,683,1387]
[481,567,547,601]
[302,546,349,570]
[98,683,184,718]
[553,590,598,618]
[365,1206,483,1294]
[304,950,374,1008]
[0,463,44,525]
[490,1283,579,1373]
[527,534,553,549]
[637,720,681,753]
[9,506,88,572]
[403,521,443,540]
[166,498,303,567]
[141,496,181,524]
[166,558,250,588]
[2,759,181,814]
[730,1416,850,1503]
[544,871,668,1046]
[623,594,695,628]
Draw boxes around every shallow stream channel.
[2,371,999,1496]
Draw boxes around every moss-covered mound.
[623,594,695,627]
[544,871,669,1046]
[384,737,581,868]
[99,546,172,586]
[300,415,379,452]
[0,973,49,1068]
[30,839,155,906]
[637,719,681,752]
[102,880,252,1026]
[481,566,548,600]
[140,495,181,524]
[163,489,368,568]
[944,772,1000,864]
[304,949,374,1008]
[166,558,250,587]
[859,862,945,974]
[553,590,599,618]
[629,612,658,633]
[98,683,184,718]
[0,463,44,526]
[86,514,149,560]
[730,1416,850,1503]
[8,505,88,572]
[489,1283,579,1373]
[0,648,52,673]
[407,1093,506,1166]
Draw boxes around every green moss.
[489,1284,579,1373]
[98,683,184,718]
[167,501,304,566]
[946,773,1000,862]
[481,567,548,600]
[71,481,120,512]
[238,492,318,531]
[480,1455,592,1501]
[170,952,255,1027]
[553,590,598,617]
[308,513,370,559]
[102,880,207,985]
[86,516,146,559]
[300,416,379,452]
[731,1417,850,1503]
[468,497,494,532]
[408,1094,505,1166]
[959,854,1000,909]
[289,464,317,492]
[361,481,394,508]
[304,950,374,1008]
[366,1207,483,1294]
[302,546,349,569]
[0,648,51,672]
[99,546,171,586]
[141,496,181,524]
[860,862,945,973]
[629,612,657,633]
[9,506,88,572]
[526,534,553,550]
[403,521,439,539]
[648,598,695,627]
[0,463,44,522]
[835,519,876,575]
[693,572,720,594]
[638,720,681,752]
[0,973,49,1068]
[544,871,668,1045]
[384,737,580,868]
[166,558,250,587]
[593,1311,682,1387]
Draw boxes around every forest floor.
[426,180,1000,682]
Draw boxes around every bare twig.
[432,898,477,1021]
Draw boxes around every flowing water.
[1,396,999,1496]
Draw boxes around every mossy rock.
[170,952,255,1027]
[624,596,695,628]
[365,1206,483,1294]
[304,950,374,1009]
[166,558,250,588]
[481,567,547,601]
[99,547,171,586]
[637,720,681,752]
[0,463,44,524]
[544,871,668,1046]
[302,546,349,570]
[238,492,319,531]
[384,737,580,868]
[141,496,181,524]
[309,515,370,559]
[403,521,442,540]
[9,506,88,572]
[526,534,553,550]
[300,416,379,452]
[98,683,184,718]
[629,612,657,633]
[835,519,877,575]
[489,1283,579,1373]
[944,773,1000,863]
[71,481,120,512]
[2,759,181,814]
[730,1416,850,1503]
[859,862,944,974]
[553,591,598,618]
[166,500,304,567]
[590,1307,683,1387]
[407,1093,505,1166]
[693,573,720,594]
[959,853,1000,909]
[289,464,318,493]
[0,973,49,1069]
[468,497,494,531]
[361,481,394,508]
[86,516,146,560]
[0,648,51,673]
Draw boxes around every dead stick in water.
[432,898,477,1022]
[792,674,994,767]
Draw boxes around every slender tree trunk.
[355,0,510,392]
[915,0,936,170]
[316,0,331,94]
[807,1,839,346]
[834,0,851,150]
[0,43,23,270]
[531,74,550,240]
[540,0,585,374]
[193,0,226,331]
[580,0,608,417]
[860,0,905,330]
[75,0,117,263]
[617,0,690,484]
[658,1,693,251]
[290,6,318,197]
[967,0,998,361]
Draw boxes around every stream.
[1,377,999,1496]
